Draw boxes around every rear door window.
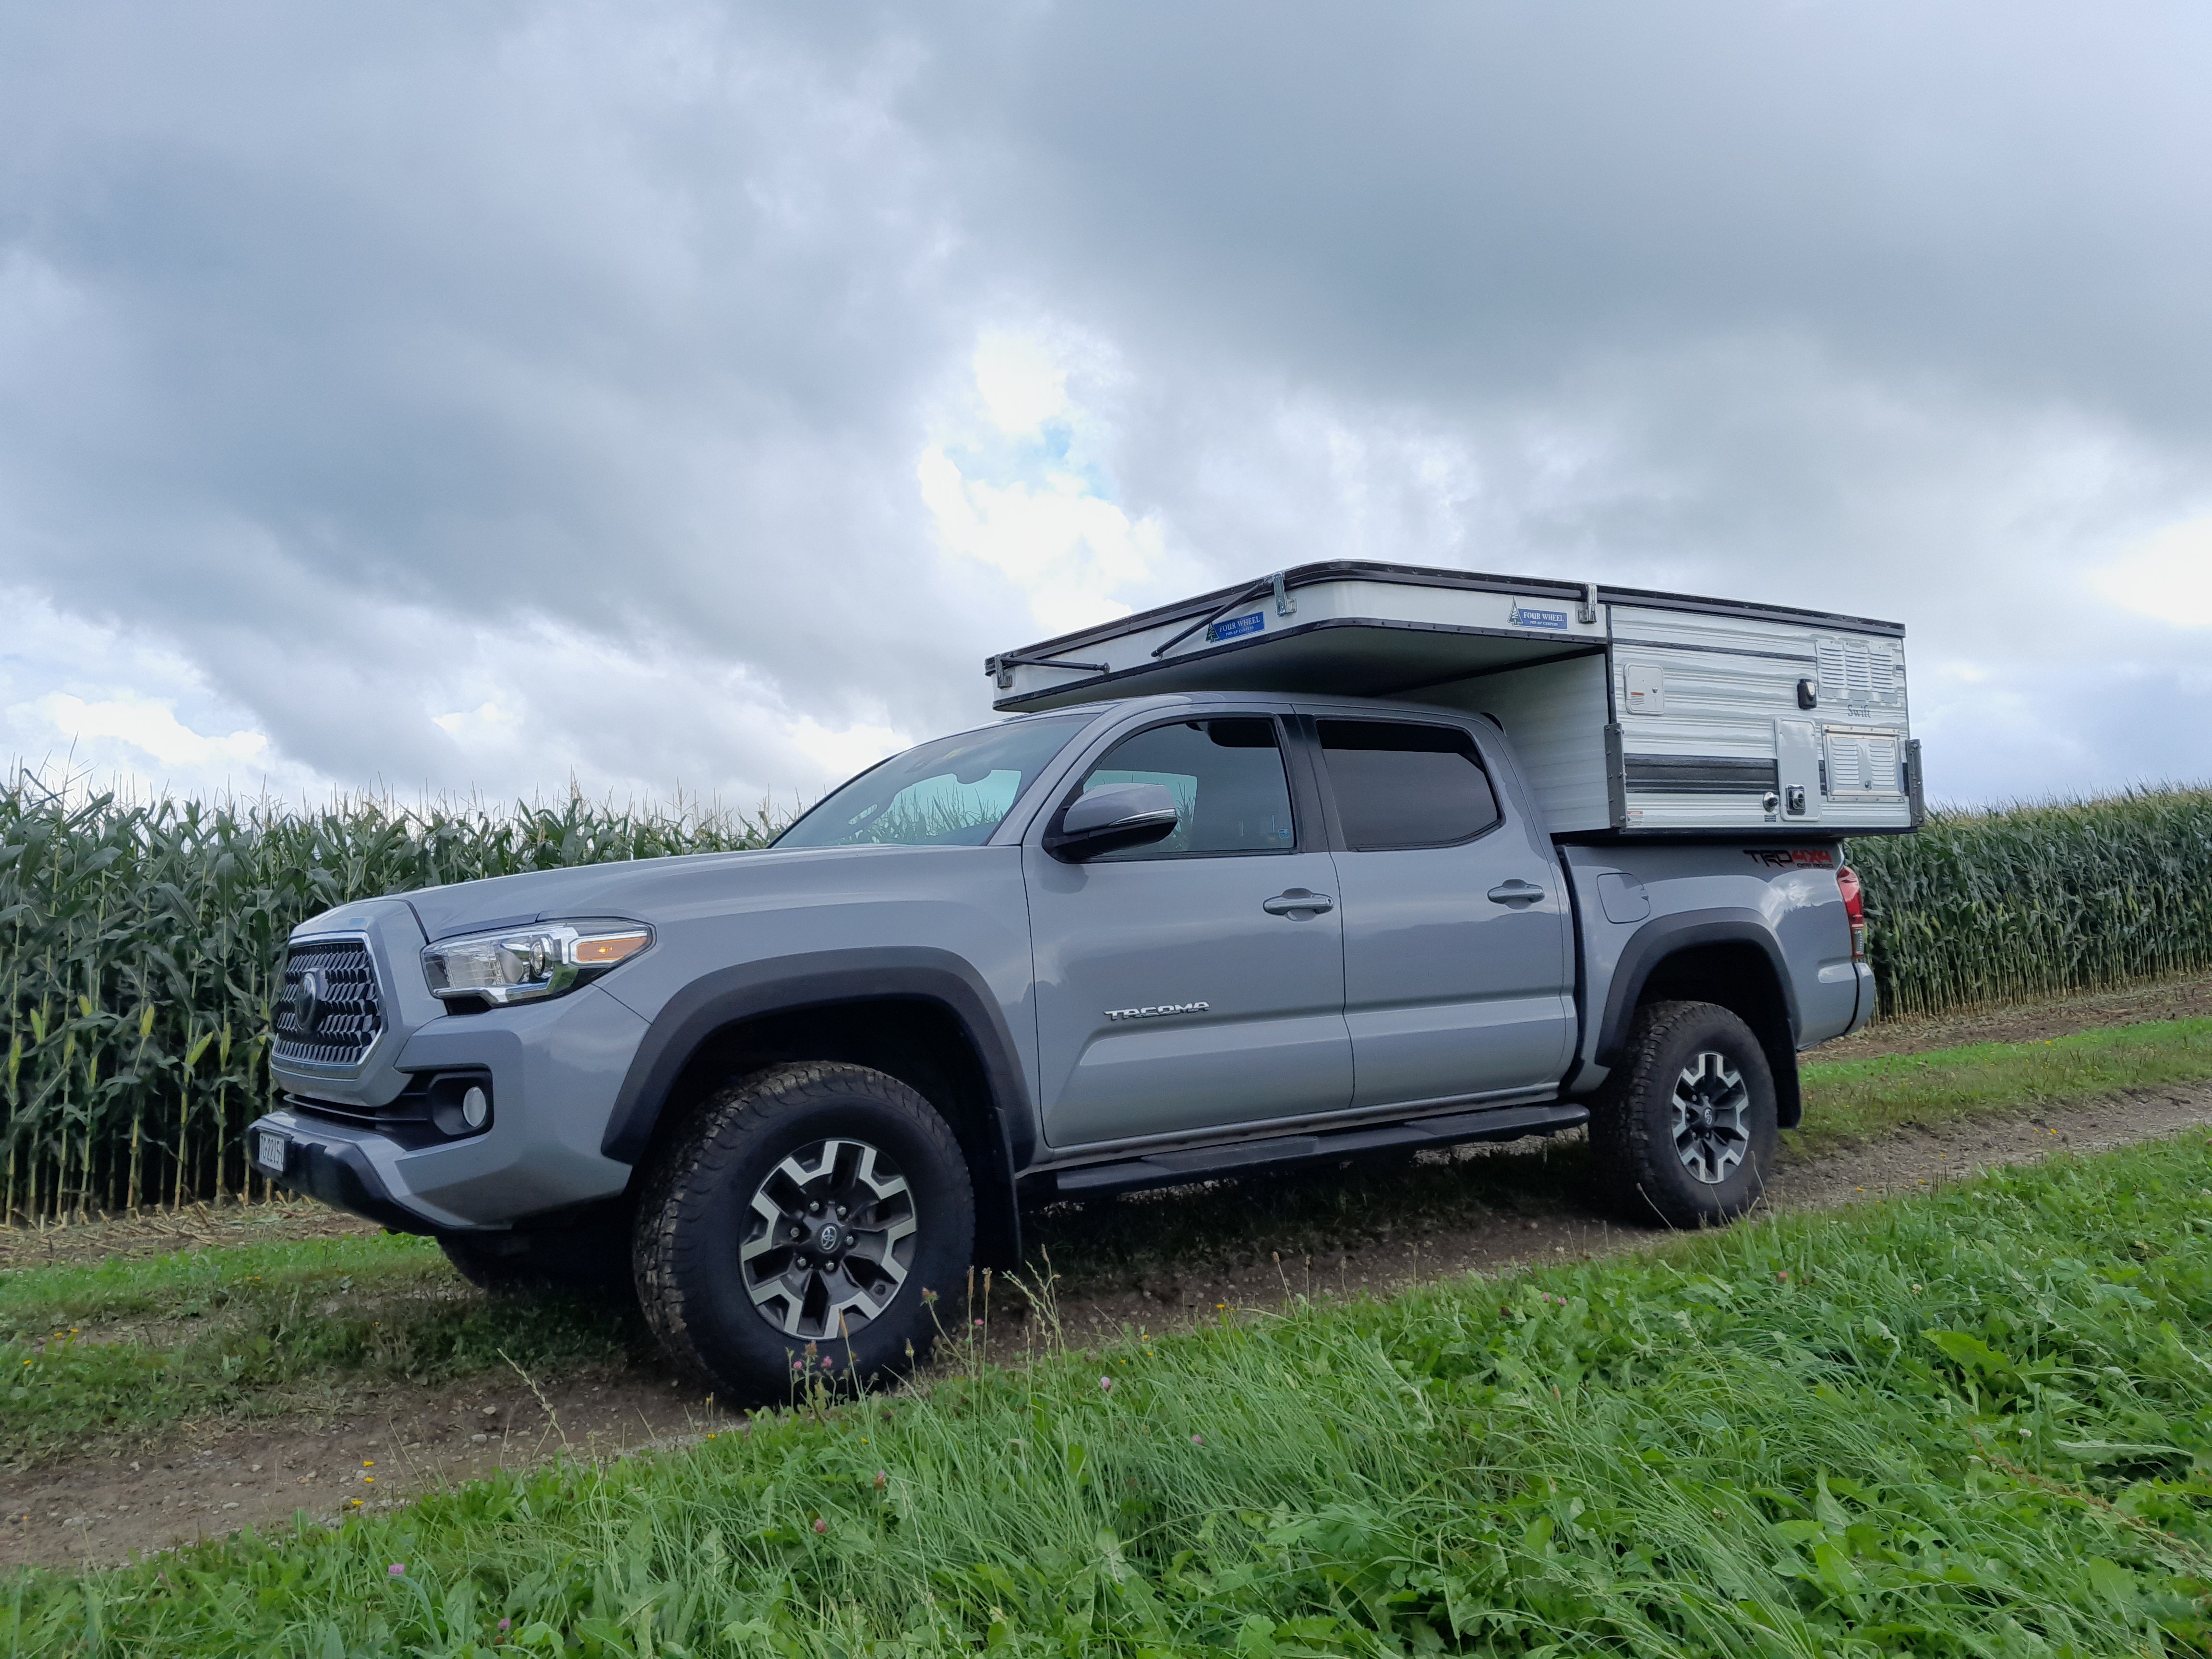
[1316,719,1500,850]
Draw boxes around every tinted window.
[1078,717,1295,860]
[1319,720,1500,850]
[775,716,1087,848]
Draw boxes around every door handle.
[1262,889,1335,916]
[1487,880,1546,906]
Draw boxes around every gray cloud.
[3,0,2208,807]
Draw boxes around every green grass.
[0,1233,630,1469]
[8,1015,2211,1470]
[1,1010,2206,1473]
[1793,1015,2212,1154]
[12,1129,2212,1653]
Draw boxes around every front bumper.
[247,1118,437,1234]
[264,897,652,1231]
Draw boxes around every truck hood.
[324,843,998,943]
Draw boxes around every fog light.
[461,1085,490,1130]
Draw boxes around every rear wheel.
[632,1062,974,1403]
[1588,999,1778,1227]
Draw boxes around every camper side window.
[1318,720,1500,850]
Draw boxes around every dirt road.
[7,1071,2210,1570]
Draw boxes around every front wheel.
[632,1062,974,1403]
[1588,999,1778,1228]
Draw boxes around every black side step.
[1047,1101,1589,1201]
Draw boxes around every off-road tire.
[632,1062,974,1404]
[439,1224,633,1304]
[1588,999,1778,1228]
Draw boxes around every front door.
[1027,713,1352,1148]
[1310,716,1575,1110]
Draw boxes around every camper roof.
[986,559,1903,715]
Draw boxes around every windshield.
[772,716,1091,849]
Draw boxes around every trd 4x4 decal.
[1743,847,1836,869]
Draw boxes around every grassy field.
[5,1016,2212,1482]
[0,1235,631,1471]
[7,1116,2212,1652]
[1790,1014,2212,1153]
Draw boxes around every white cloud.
[3,2,2212,811]
[430,701,523,740]
[971,333,1070,437]
[2093,517,2212,627]
[0,592,336,800]
[34,693,267,769]
[919,446,1164,635]
[781,714,910,785]
[916,328,1170,637]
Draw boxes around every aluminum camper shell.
[986,560,1919,837]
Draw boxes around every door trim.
[1022,1080,1559,1171]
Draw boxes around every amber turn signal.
[572,930,651,965]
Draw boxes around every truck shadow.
[1022,1131,1604,1291]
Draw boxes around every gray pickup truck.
[253,682,1877,1403]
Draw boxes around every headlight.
[421,921,653,1007]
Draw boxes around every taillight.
[1837,866,1867,962]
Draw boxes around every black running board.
[1044,1101,1589,1201]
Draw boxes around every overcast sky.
[3,1,2208,814]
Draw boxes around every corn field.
[1850,785,2212,1018]
[0,770,779,1226]
[3,767,2210,1226]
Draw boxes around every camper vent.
[1817,637,1899,706]
[1826,730,1901,797]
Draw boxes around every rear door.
[1305,715,1575,1109]
[1025,711,1352,1148]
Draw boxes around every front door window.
[1075,716,1297,860]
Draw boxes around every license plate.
[255,1130,289,1175]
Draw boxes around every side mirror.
[1044,782,1182,863]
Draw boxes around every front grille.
[274,938,384,1066]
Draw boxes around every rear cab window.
[1315,718,1500,850]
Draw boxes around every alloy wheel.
[740,1138,919,1340]
[1669,1050,1750,1185]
